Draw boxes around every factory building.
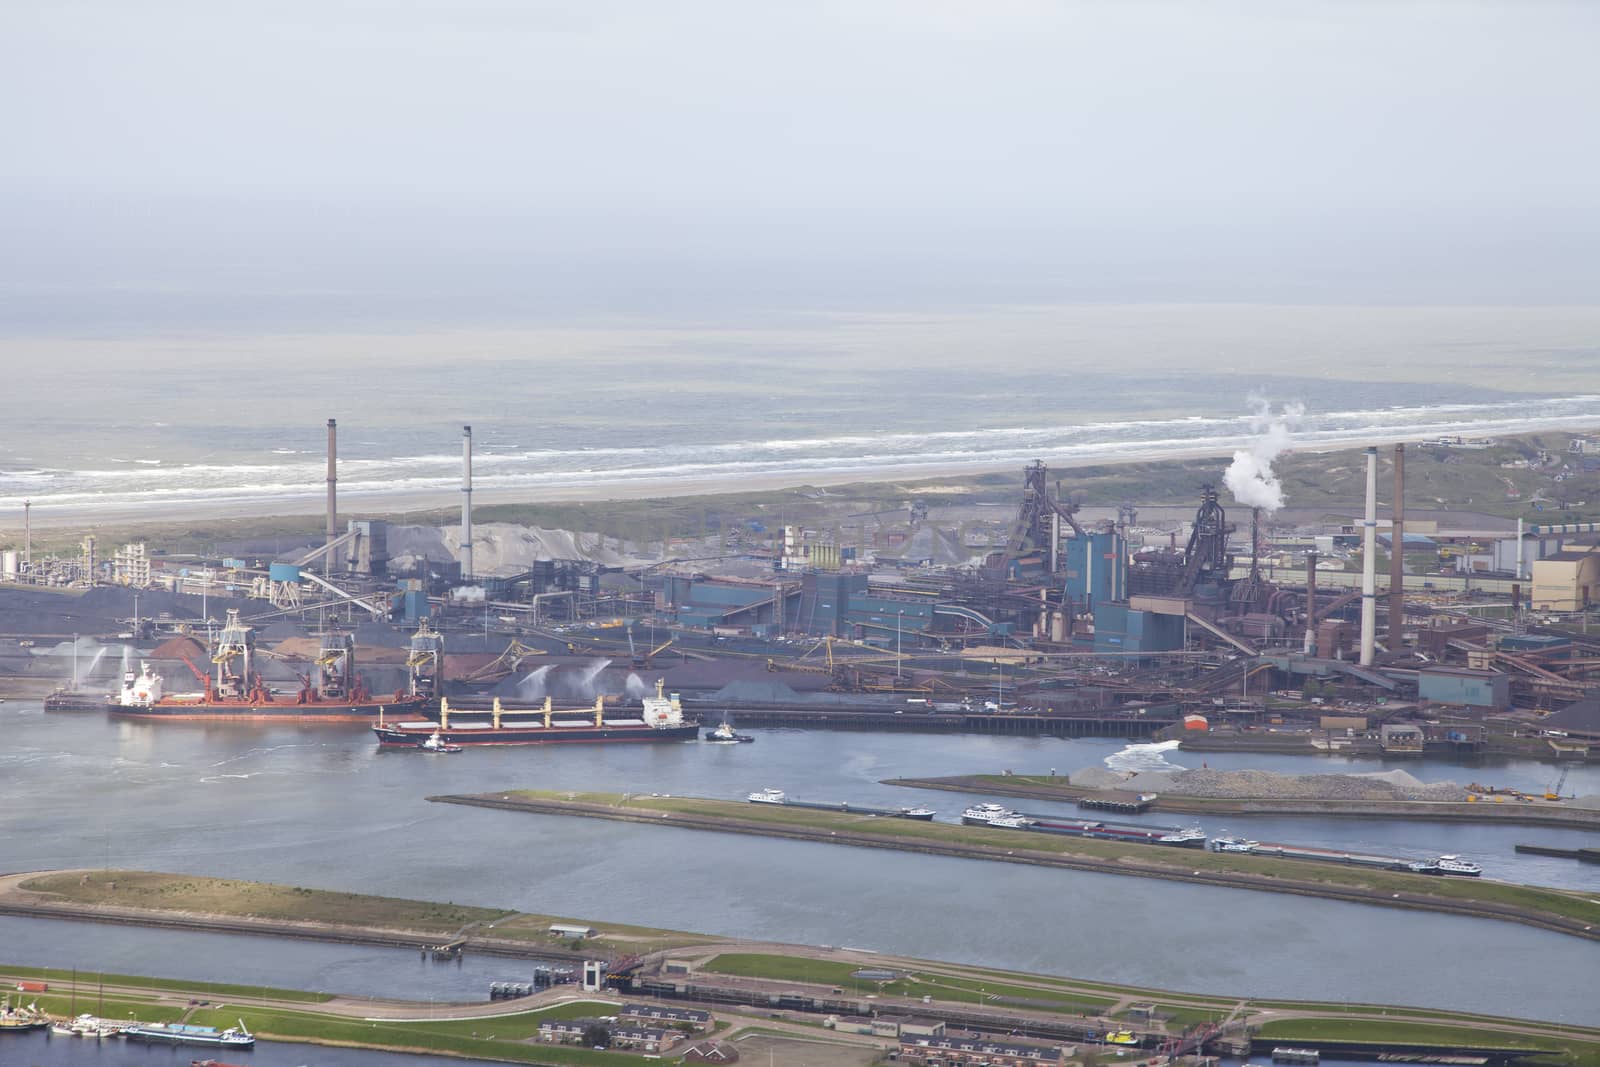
[1417,666,1511,710]
[1530,549,1600,611]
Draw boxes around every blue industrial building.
[1417,666,1510,709]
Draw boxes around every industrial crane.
[1545,765,1571,802]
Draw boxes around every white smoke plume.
[1223,398,1304,513]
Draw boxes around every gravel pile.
[1071,766,1469,801]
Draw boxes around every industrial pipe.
[1360,447,1377,667]
[461,425,474,581]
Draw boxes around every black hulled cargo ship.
[375,679,700,747]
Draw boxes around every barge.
[747,790,935,819]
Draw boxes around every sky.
[3,1,1598,334]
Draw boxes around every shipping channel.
[1,703,1597,1024]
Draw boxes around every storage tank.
[1,549,18,578]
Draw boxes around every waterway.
[0,1028,505,1066]
[3,704,1597,1024]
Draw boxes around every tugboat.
[418,731,462,753]
[705,721,754,744]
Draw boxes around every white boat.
[988,815,1035,829]
[896,806,937,820]
[961,803,1030,826]
[747,788,787,804]
[1157,826,1207,847]
[1211,835,1258,854]
[1435,854,1482,877]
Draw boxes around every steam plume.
[1223,398,1303,513]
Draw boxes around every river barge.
[374,680,700,747]
[108,613,440,724]
[746,791,935,819]
[123,1020,254,1049]
[1025,813,1207,848]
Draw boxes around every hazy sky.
[4,1,1598,333]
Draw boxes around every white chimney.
[461,425,474,580]
[1360,446,1377,667]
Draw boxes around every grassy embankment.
[10,871,1600,1065]
[15,871,720,958]
[485,791,1600,930]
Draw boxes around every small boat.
[1435,854,1482,877]
[1157,826,1208,848]
[50,1021,76,1037]
[0,998,48,1033]
[896,806,936,820]
[1105,1029,1140,1046]
[1407,859,1442,875]
[1211,834,1259,854]
[418,731,462,753]
[747,788,786,804]
[987,815,1035,829]
[705,721,754,744]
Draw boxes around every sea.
[2,303,1598,519]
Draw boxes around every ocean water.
[2,303,1598,518]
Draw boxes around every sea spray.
[1104,739,1187,774]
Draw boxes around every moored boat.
[1435,854,1482,877]
[896,806,937,820]
[109,613,438,723]
[747,788,787,804]
[374,679,700,747]
[123,1019,254,1049]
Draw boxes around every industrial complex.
[3,421,1599,763]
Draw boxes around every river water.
[2,703,1597,1024]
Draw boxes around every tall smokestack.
[326,419,338,572]
[1389,443,1405,645]
[1360,446,1378,666]
[461,425,473,581]
[22,500,30,572]
[1304,551,1318,655]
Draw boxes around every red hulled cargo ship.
[108,611,442,723]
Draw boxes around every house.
[898,1031,1068,1067]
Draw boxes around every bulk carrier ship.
[107,612,441,723]
[373,679,700,747]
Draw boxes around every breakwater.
[427,793,1600,942]
[886,776,1600,830]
